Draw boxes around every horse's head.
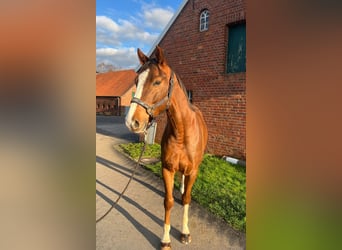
[125,46,174,133]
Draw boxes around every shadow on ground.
[96,115,139,142]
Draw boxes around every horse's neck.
[167,80,193,141]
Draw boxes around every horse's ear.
[137,48,149,65]
[155,46,166,65]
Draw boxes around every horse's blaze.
[125,69,149,132]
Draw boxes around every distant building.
[146,0,246,160]
[96,69,136,116]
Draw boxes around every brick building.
[96,69,136,115]
[146,0,246,160]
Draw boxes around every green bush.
[118,142,246,232]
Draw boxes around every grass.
[119,142,246,232]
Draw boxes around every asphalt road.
[96,115,246,250]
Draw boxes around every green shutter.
[227,23,246,73]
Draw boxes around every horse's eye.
[153,80,161,86]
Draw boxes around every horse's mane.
[136,58,158,74]
[174,73,194,109]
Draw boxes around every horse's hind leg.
[161,168,175,249]
[181,172,198,244]
[179,174,185,194]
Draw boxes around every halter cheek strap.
[131,71,175,119]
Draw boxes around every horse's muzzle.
[126,118,148,133]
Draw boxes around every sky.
[96,0,184,70]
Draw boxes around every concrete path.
[96,116,246,250]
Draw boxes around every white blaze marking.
[125,69,150,129]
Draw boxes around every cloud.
[96,15,158,47]
[96,4,176,69]
[142,7,174,30]
[96,16,119,32]
[96,47,138,69]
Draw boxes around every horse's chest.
[162,145,193,175]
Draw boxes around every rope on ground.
[96,141,147,223]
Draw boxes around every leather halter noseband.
[131,70,175,119]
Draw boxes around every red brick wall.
[121,85,136,115]
[154,0,246,160]
[121,85,136,106]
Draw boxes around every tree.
[96,62,121,73]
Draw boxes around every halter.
[131,70,175,120]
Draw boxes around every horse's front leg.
[161,167,175,250]
[180,171,198,245]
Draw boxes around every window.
[186,90,193,103]
[227,22,246,73]
[200,10,209,32]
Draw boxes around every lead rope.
[96,140,147,223]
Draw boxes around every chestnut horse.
[125,46,208,249]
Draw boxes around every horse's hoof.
[180,233,192,244]
[161,241,171,250]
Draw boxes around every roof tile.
[96,69,136,96]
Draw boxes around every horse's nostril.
[132,120,140,129]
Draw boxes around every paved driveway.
[96,116,245,250]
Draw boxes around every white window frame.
[199,10,209,32]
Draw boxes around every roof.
[135,0,189,72]
[146,0,189,56]
[96,69,136,96]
